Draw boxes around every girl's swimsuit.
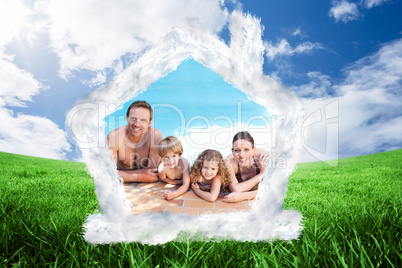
[235,157,260,183]
[198,178,223,190]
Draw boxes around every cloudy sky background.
[0,0,401,163]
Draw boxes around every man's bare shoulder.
[107,125,127,148]
[147,127,163,150]
[107,125,127,138]
[149,126,162,138]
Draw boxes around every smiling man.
[107,101,163,182]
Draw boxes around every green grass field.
[1,149,401,267]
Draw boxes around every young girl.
[190,149,231,202]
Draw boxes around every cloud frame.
[68,12,304,244]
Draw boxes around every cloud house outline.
[67,12,304,244]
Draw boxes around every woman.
[222,131,269,203]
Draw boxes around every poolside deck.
[124,181,254,216]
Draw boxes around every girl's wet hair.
[232,131,255,148]
[158,136,183,157]
[190,149,231,189]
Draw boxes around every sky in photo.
[104,59,271,136]
[1,0,401,162]
[103,59,273,161]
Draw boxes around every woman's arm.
[229,173,262,192]
[225,156,260,193]
[222,190,257,203]
[225,151,269,193]
[255,150,269,173]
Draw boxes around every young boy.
[158,136,190,200]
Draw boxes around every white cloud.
[292,28,302,37]
[335,39,402,154]
[291,27,308,39]
[35,0,229,78]
[0,0,231,162]
[0,56,72,159]
[0,0,31,48]
[297,38,402,162]
[329,0,390,23]
[82,71,107,88]
[329,1,360,23]
[0,108,71,159]
[264,39,323,60]
[0,0,71,160]
[340,39,402,94]
[0,57,43,107]
[363,0,389,9]
[290,72,331,98]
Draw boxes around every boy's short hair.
[158,136,183,157]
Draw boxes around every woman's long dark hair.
[232,131,255,148]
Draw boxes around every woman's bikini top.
[235,157,260,183]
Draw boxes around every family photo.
[107,100,269,208]
[99,58,279,216]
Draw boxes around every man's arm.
[148,128,163,169]
[107,130,119,166]
[118,169,158,183]
[107,129,158,183]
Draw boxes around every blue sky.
[0,0,401,162]
[104,59,270,138]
